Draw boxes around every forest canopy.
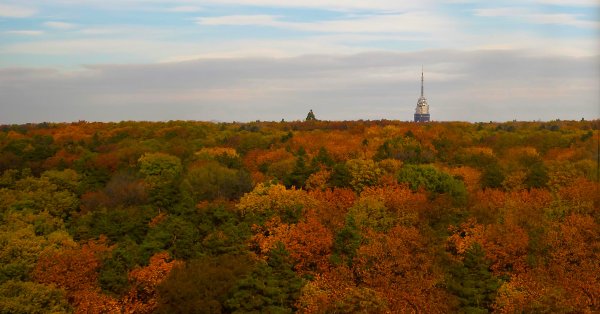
[0,119,598,313]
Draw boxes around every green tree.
[138,152,182,209]
[185,162,252,202]
[397,164,467,204]
[284,156,309,188]
[374,136,434,164]
[138,152,182,185]
[480,163,505,190]
[524,162,549,189]
[8,175,79,219]
[331,216,362,267]
[329,163,352,188]
[225,244,304,313]
[70,206,152,244]
[347,196,396,232]
[195,204,252,256]
[142,216,201,260]
[447,243,500,313]
[156,255,253,314]
[98,238,144,295]
[0,280,71,314]
[311,147,334,169]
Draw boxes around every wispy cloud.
[168,6,203,13]
[44,21,77,30]
[474,7,599,29]
[537,0,600,7]
[0,4,36,18]
[4,30,44,36]
[197,12,457,34]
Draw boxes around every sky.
[0,0,598,123]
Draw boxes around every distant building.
[414,67,430,122]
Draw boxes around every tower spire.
[421,65,424,97]
[414,65,430,122]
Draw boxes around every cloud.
[537,0,600,6]
[474,7,599,29]
[168,6,203,12]
[44,21,77,30]
[0,50,597,123]
[34,0,430,12]
[197,12,457,34]
[0,4,36,18]
[198,14,279,26]
[4,30,44,36]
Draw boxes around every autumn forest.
[0,119,598,313]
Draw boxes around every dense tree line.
[0,119,598,313]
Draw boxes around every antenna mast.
[421,65,424,98]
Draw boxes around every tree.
[33,237,120,313]
[346,159,382,192]
[121,252,178,314]
[311,147,335,169]
[329,163,352,188]
[397,164,467,204]
[306,110,317,121]
[347,195,396,232]
[355,226,450,313]
[236,183,316,222]
[156,255,252,314]
[225,244,304,313]
[374,136,434,164]
[284,148,314,188]
[142,216,201,260]
[0,280,71,314]
[138,152,182,209]
[480,163,505,190]
[447,243,500,313]
[0,224,75,284]
[331,216,362,267]
[185,162,252,202]
[298,281,388,314]
[251,216,333,274]
[308,187,356,230]
[524,162,549,189]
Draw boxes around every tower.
[414,67,430,122]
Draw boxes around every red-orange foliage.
[446,218,485,259]
[446,166,481,191]
[251,216,333,274]
[545,214,600,309]
[94,152,121,172]
[121,252,178,314]
[495,214,600,312]
[296,266,356,314]
[557,178,600,215]
[281,216,333,273]
[483,219,530,276]
[470,189,506,223]
[356,226,450,313]
[243,148,294,183]
[33,236,118,313]
[34,236,113,293]
[43,149,81,169]
[447,217,529,276]
[503,189,553,229]
[290,131,363,161]
[308,188,356,230]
